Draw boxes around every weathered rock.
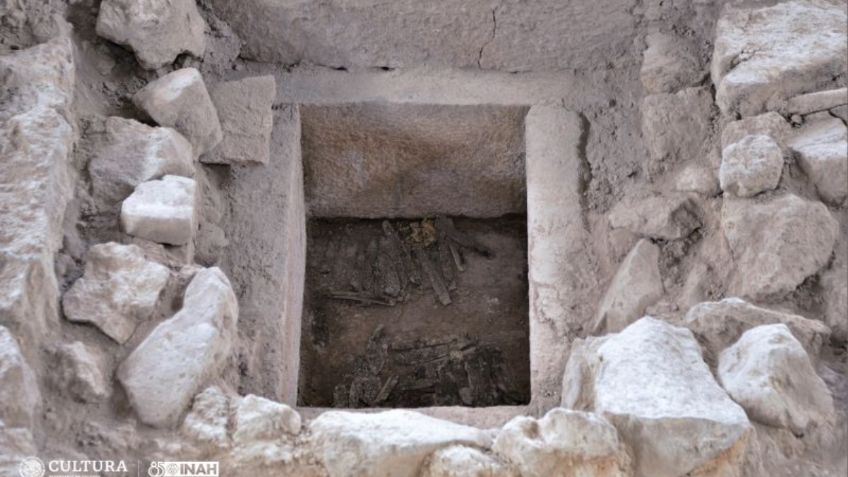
[95,0,207,70]
[641,87,714,177]
[0,326,41,429]
[722,194,838,300]
[562,317,751,477]
[785,88,848,115]
[51,341,110,402]
[493,408,631,477]
[133,68,223,156]
[117,267,238,428]
[787,117,848,205]
[719,134,784,197]
[309,410,491,477]
[674,165,720,196]
[683,298,831,363]
[0,423,37,477]
[608,194,701,240]
[718,324,835,435]
[62,243,170,343]
[182,386,231,450]
[205,76,276,165]
[712,0,847,116]
[422,446,516,477]
[640,32,703,94]
[594,239,663,334]
[721,112,791,150]
[820,263,848,342]
[121,175,197,246]
[233,395,301,443]
[0,34,76,349]
[88,117,195,211]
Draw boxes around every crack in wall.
[477,7,498,68]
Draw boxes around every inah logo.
[148,461,219,477]
[18,457,44,477]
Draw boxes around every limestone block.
[608,194,701,240]
[674,165,720,196]
[721,112,791,150]
[594,239,663,334]
[785,88,848,115]
[719,134,784,197]
[820,263,848,342]
[121,175,197,246]
[205,76,276,165]
[51,341,110,402]
[641,87,714,176]
[788,117,848,205]
[0,326,41,429]
[233,394,301,443]
[182,386,231,450]
[422,446,516,477]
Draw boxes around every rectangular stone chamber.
[297,103,532,408]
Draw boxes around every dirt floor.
[298,216,530,408]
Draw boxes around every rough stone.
[309,410,491,477]
[493,408,631,477]
[117,267,238,428]
[62,243,170,343]
[820,263,848,342]
[52,341,110,403]
[95,0,207,70]
[674,165,720,196]
[787,117,848,205]
[88,117,195,211]
[718,324,835,435]
[712,0,847,116]
[233,395,301,443]
[562,317,751,477]
[133,68,223,156]
[720,112,791,150]
[422,446,516,477]
[641,87,714,177]
[719,134,784,197]
[640,32,703,94]
[785,88,848,115]
[608,194,701,240]
[722,194,838,300]
[593,239,663,334]
[0,423,37,477]
[683,298,831,363]
[182,386,231,450]
[0,326,41,429]
[206,76,276,165]
[121,175,197,246]
[0,34,75,350]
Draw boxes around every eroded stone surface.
[683,298,831,363]
[712,0,847,116]
[594,239,663,334]
[0,326,41,429]
[719,134,784,197]
[718,324,835,435]
[788,117,848,205]
[121,175,197,246]
[640,32,703,95]
[493,408,631,477]
[608,194,701,240]
[88,117,195,211]
[0,423,37,477]
[51,341,110,403]
[96,0,207,70]
[233,394,301,443]
[820,263,848,342]
[674,164,720,196]
[722,194,838,300]
[62,243,170,343]
[721,112,791,150]
[182,386,231,450]
[118,267,238,428]
[422,446,516,477]
[641,87,714,177]
[785,88,848,115]
[309,410,491,477]
[206,76,276,165]
[562,317,751,477]
[133,68,222,156]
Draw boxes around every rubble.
[206,76,276,165]
[181,386,231,450]
[608,194,701,240]
[719,134,784,197]
[641,87,714,176]
[593,239,663,333]
[121,175,198,246]
[721,112,792,150]
[232,394,301,443]
[820,263,848,342]
[718,324,835,435]
[133,68,223,156]
[51,341,110,403]
[787,117,848,205]
[62,243,170,343]
[422,446,516,477]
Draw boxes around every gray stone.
[712,0,847,116]
[493,408,631,477]
[820,263,848,342]
[52,341,110,403]
[422,446,516,477]
[96,0,207,70]
[88,117,195,211]
[62,243,170,343]
[718,324,835,435]
[788,118,848,205]
[0,423,37,477]
[719,134,784,197]
[562,317,751,477]
[118,267,238,428]
[608,194,701,240]
[0,326,41,429]
[205,76,276,165]
[640,32,703,94]
[233,395,301,443]
[133,68,223,156]
[785,88,848,115]
[674,165,720,196]
[641,87,714,177]
[721,112,791,150]
[182,386,231,450]
[722,194,838,300]
[121,175,197,246]
[593,239,663,334]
